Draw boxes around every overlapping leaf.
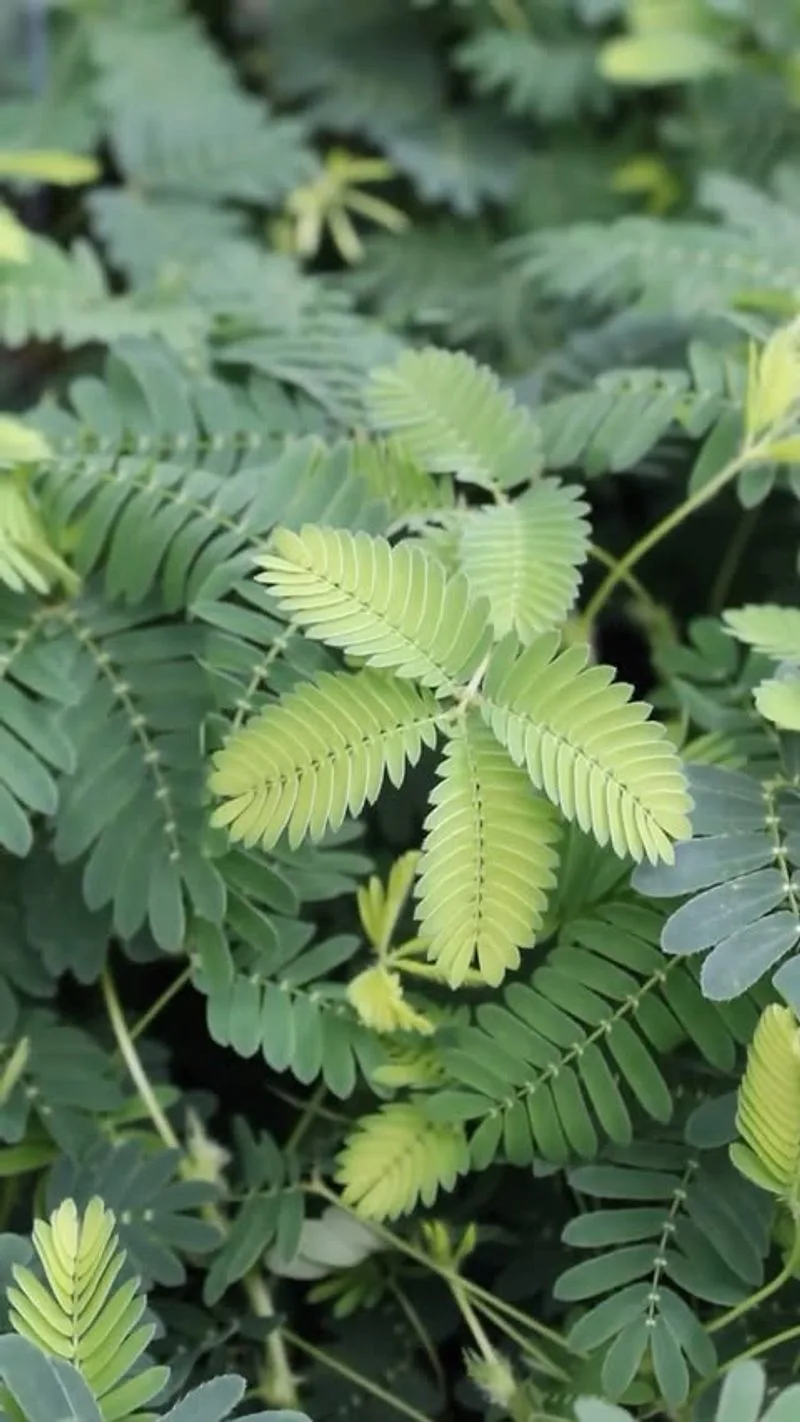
[255,525,492,692]
[366,347,542,491]
[426,900,757,1168]
[209,667,439,850]
[456,480,591,642]
[482,632,693,864]
[336,1103,469,1220]
[561,1145,771,1408]
[633,764,800,1001]
[415,714,560,987]
[8,1197,168,1420]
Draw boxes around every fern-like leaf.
[209,668,440,850]
[482,634,693,864]
[731,1004,800,1200]
[457,480,591,642]
[336,1103,469,1220]
[7,1196,168,1420]
[255,525,492,693]
[366,347,542,492]
[416,714,560,988]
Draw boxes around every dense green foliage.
[0,1,799,1420]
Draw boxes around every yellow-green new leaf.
[754,674,800,732]
[723,605,800,664]
[336,1103,469,1220]
[600,32,734,85]
[209,668,440,850]
[0,207,30,264]
[482,634,693,864]
[0,149,100,186]
[0,419,51,468]
[256,525,492,693]
[731,1005,800,1201]
[745,324,800,440]
[416,715,560,987]
[457,480,591,643]
[8,1196,168,1418]
[0,473,78,595]
[366,347,542,491]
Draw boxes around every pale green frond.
[336,1103,469,1220]
[366,347,542,491]
[7,1196,168,1420]
[723,604,800,663]
[209,667,440,850]
[256,525,492,693]
[731,1004,800,1201]
[416,714,561,988]
[482,634,693,864]
[457,480,591,642]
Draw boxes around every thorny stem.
[584,444,765,625]
[101,966,299,1409]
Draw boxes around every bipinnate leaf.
[336,1103,469,1220]
[209,668,439,850]
[416,714,560,987]
[730,1004,800,1201]
[366,347,542,491]
[481,633,693,864]
[256,525,492,693]
[457,480,591,642]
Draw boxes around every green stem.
[708,506,760,614]
[587,542,660,615]
[387,1278,446,1393]
[282,1329,434,1422]
[285,1081,327,1153]
[312,1181,570,1355]
[707,1227,800,1336]
[450,1277,497,1366]
[129,966,192,1043]
[101,966,299,1408]
[584,445,758,625]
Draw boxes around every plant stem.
[285,1080,327,1152]
[707,1226,800,1336]
[708,506,760,614]
[587,541,659,614]
[388,1278,446,1393]
[584,446,759,625]
[312,1181,570,1357]
[101,965,299,1408]
[282,1329,434,1422]
[129,965,192,1042]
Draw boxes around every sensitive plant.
[0,2,800,1422]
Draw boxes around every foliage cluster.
[0,2,800,1421]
